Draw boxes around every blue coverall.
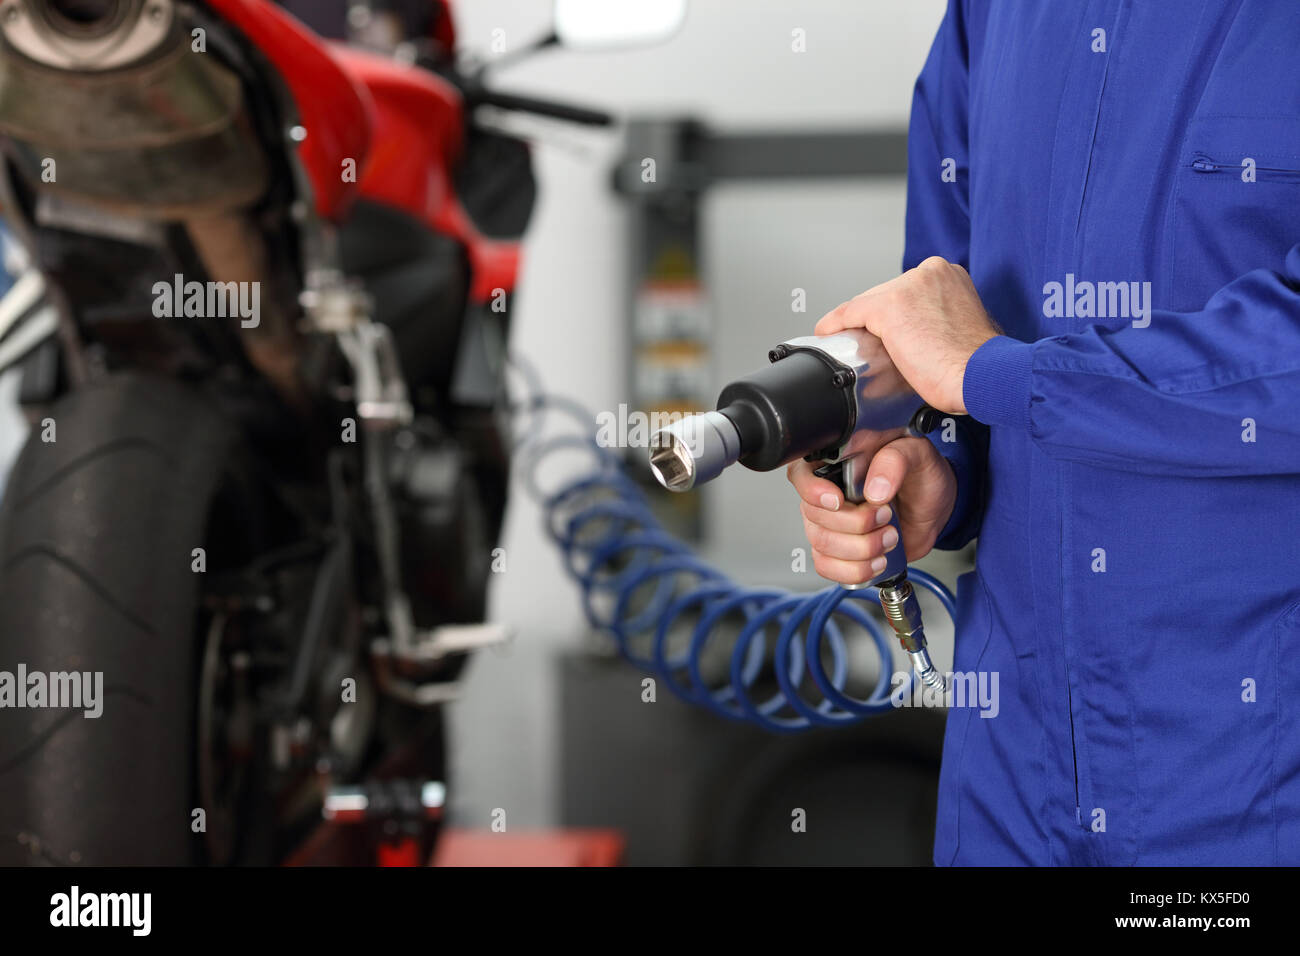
[911,1,1300,864]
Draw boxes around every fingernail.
[820,493,840,512]
[870,556,888,575]
[875,505,892,528]
[866,477,891,502]
[881,527,899,552]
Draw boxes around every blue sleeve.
[923,412,988,550]
[904,0,987,548]
[964,243,1300,476]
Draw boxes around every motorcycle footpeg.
[370,623,512,707]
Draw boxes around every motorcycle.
[0,0,683,865]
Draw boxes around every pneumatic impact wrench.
[648,329,947,693]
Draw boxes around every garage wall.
[446,0,951,830]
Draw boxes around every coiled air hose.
[509,356,957,734]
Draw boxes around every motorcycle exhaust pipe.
[0,0,269,217]
[0,0,174,71]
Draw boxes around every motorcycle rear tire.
[0,373,236,865]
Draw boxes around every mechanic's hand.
[788,436,956,586]
[815,256,999,415]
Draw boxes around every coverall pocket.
[1167,115,1300,313]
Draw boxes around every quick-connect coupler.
[877,576,946,693]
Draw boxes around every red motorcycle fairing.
[333,47,522,304]
[204,0,519,303]
[204,0,372,220]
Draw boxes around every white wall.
[447,0,950,829]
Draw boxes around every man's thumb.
[862,437,936,505]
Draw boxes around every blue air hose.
[508,361,957,734]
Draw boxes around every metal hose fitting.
[878,577,946,693]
